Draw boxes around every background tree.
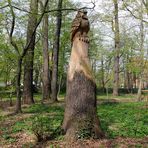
[137,1,145,101]
[40,0,50,101]
[22,0,38,104]
[51,0,63,102]
[112,0,120,96]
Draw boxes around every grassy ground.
[0,94,148,148]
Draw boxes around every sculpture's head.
[77,10,88,20]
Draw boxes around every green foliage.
[0,101,147,146]
[12,120,32,133]
[98,102,148,138]
[24,104,64,141]
[32,115,53,141]
[76,118,92,139]
[2,134,16,143]
[31,114,63,141]
[25,104,64,114]
[76,127,91,139]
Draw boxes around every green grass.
[97,93,136,100]
[0,101,147,145]
[98,102,148,138]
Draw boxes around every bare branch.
[12,5,30,14]
[44,2,95,14]
[122,0,148,23]
[21,0,49,58]
[7,0,20,56]
[0,2,95,14]
[0,4,9,9]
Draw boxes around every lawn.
[0,95,148,147]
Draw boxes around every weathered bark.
[23,0,38,104]
[62,12,104,140]
[113,0,120,96]
[51,0,63,102]
[41,0,50,100]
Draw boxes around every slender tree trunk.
[15,57,23,113]
[41,0,50,100]
[51,0,63,102]
[23,0,38,104]
[113,0,120,96]
[101,58,105,93]
[57,75,63,97]
[8,0,49,113]
[137,1,144,101]
[137,76,142,101]
[7,1,23,113]
[34,68,39,88]
[62,11,104,141]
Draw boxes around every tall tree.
[137,1,144,101]
[40,0,50,100]
[113,0,120,96]
[7,0,25,113]
[51,0,63,102]
[62,10,104,141]
[22,0,38,104]
[7,0,49,113]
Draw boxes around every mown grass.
[0,100,147,145]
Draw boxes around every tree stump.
[62,10,104,141]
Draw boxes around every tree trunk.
[137,76,142,101]
[23,0,38,104]
[15,57,23,113]
[101,58,105,93]
[51,0,63,102]
[34,68,39,88]
[113,0,120,96]
[62,11,104,141]
[41,0,50,100]
[137,1,144,101]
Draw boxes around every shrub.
[31,114,62,142]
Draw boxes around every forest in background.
[0,0,148,147]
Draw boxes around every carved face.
[78,10,88,20]
[71,10,90,42]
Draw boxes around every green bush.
[31,114,62,142]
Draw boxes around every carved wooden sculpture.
[62,10,104,141]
